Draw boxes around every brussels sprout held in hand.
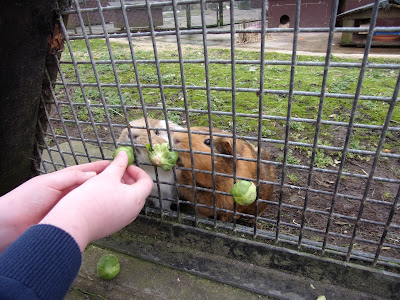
[146,143,178,172]
[113,146,135,166]
[97,254,120,280]
[230,180,257,206]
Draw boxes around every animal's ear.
[215,138,233,155]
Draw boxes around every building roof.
[337,0,400,18]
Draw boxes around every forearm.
[0,224,82,300]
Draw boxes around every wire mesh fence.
[37,0,400,272]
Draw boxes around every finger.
[44,169,98,192]
[123,166,153,196]
[101,151,129,178]
[59,160,111,174]
[121,172,136,185]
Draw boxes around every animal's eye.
[204,138,211,146]
[154,129,160,136]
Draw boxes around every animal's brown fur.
[173,127,274,222]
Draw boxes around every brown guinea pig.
[172,127,274,222]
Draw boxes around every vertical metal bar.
[120,0,156,215]
[172,0,198,221]
[120,0,152,156]
[43,69,79,166]
[145,0,178,216]
[58,14,106,160]
[95,0,132,139]
[96,0,153,184]
[229,0,238,230]
[38,97,66,170]
[54,55,92,162]
[218,2,223,27]
[275,0,301,243]
[200,0,218,226]
[347,70,400,262]
[186,4,191,29]
[373,183,400,266]
[254,0,268,237]
[82,0,93,35]
[73,0,118,148]
[35,141,50,174]
[298,0,339,249]
[322,0,381,254]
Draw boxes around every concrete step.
[66,245,271,300]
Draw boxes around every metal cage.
[37,0,400,277]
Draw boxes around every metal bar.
[199,0,218,226]
[372,184,400,266]
[145,0,173,216]
[170,0,200,224]
[119,0,161,227]
[323,0,381,254]
[95,0,133,151]
[254,0,268,237]
[276,0,301,243]
[73,0,118,148]
[43,69,79,166]
[60,59,400,70]
[54,81,400,103]
[229,0,238,229]
[171,0,190,221]
[298,0,339,249]
[51,100,400,132]
[37,105,63,171]
[120,0,154,171]
[65,26,400,41]
[59,11,106,159]
[54,55,92,162]
[347,69,400,262]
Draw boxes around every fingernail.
[84,171,97,179]
[116,150,128,159]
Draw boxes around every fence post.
[186,4,191,29]
[218,2,223,26]
[0,0,69,195]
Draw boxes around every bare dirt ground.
[108,28,400,59]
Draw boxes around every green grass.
[56,39,400,167]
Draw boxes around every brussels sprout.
[146,143,178,172]
[230,180,257,206]
[113,146,135,165]
[97,254,120,280]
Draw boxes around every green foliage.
[286,172,300,184]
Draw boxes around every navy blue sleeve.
[0,224,82,300]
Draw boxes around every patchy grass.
[56,39,400,169]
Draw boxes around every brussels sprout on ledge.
[113,146,135,166]
[230,180,257,206]
[97,254,120,280]
[146,143,178,172]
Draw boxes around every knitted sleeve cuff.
[0,224,82,300]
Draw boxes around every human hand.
[39,151,153,252]
[0,160,110,252]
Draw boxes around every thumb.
[102,150,129,178]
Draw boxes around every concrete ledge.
[66,245,270,300]
[94,216,399,300]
